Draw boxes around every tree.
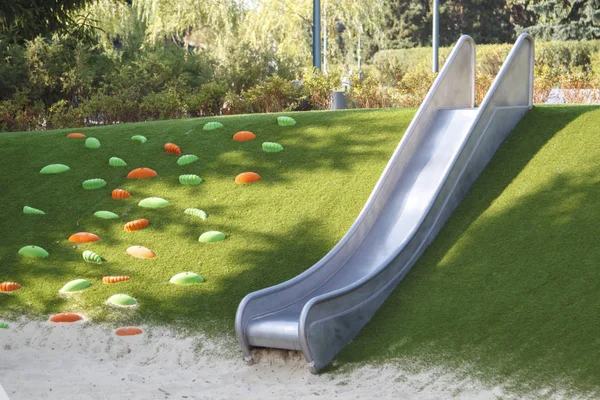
[515,0,600,40]
[386,0,431,49]
[439,0,514,45]
[242,0,389,70]
[133,0,245,52]
[0,0,94,42]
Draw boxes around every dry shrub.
[532,65,555,104]
[475,73,495,105]
[397,63,436,107]
[559,70,600,104]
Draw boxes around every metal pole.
[432,0,439,72]
[358,34,362,72]
[323,1,327,75]
[313,0,321,70]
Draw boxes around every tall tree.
[0,0,94,42]
[439,0,514,45]
[386,0,515,48]
[386,0,431,49]
[134,0,245,52]
[243,0,389,69]
[515,0,600,40]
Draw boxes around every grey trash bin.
[330,91,347,110]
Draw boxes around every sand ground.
[0,319,531,399]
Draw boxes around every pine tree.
[0,0,93,42]
[516,0,600,40]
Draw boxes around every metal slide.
[236,33,534,373]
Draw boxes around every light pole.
[432,0,439,72]
[313,0,321,70]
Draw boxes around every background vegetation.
[2,0,600,132]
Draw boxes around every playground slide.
[236,33,535,373]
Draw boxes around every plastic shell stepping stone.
[177,154,199,166]
[102,276,130,284]
[109,157,127,167]
[18,245,49,258]
[83,179,107,190]
[126,246,155,259]
[112,189,131,200]
[164,143,182,155]
[131,135,148,143]
[50,313,83,323]
[138,197,169,208]
[67,133,85,138]
[85,137,101,148]
[82,250,103,264]
[107,294,137,307]
[0,322,8,329]
[233,131,256,142]
[277,116,296,126]
[179,174,203,185]
[69,232,100,243]
[127,168,157,179]
[60,279,91,293]
[170,272,205,285]
[123,218,149,232]
[94,211,119,219]
[235,172,261,184]
[184,208,207,219]
[115,327,143,336]
[0,282,21,292]
[262,142,284,152]
[198,231,226,243]
[23,206,46,215]
[203,121,224,131]
[40,164,70,174]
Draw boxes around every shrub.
[300,68,341,110]
[348,74,403,109]
[243,76,302,113]
[558,69,600,104]
[397,62,436,107]
[223,91,250,115]
[82,89,141,125]
[184,82,227,117]
[48,100,86,129]
[140,88,185,120]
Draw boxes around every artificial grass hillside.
[2,106,599,395]
[0,109,412,335]
[336,106,600,395]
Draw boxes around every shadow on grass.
[329,106,600,394]
[128,217,336,335]
[4,106,599,393]
[0,108,408,322]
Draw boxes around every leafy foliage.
[0,0,92,42]
[515,0,600,40]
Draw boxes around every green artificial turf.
[334,106,600,396]
[0,109,410,336]
[2,106,599,396]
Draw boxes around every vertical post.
[313,0,321,70]
[432,0,439,72]
[323,1,327,75]
[358,34,362,72]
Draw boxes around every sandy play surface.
[1,319,514,399]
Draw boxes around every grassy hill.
[336,106,600,396]
[0,109,410,334]
[1,106,599,396]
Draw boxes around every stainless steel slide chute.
[235,33,534,373]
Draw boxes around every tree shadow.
[331,106,600,394]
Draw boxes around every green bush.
[48,99,86,129]
[243,76,303,113]
[299,68,341,110]
[140,88,184,120]
[184,82,228,116]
